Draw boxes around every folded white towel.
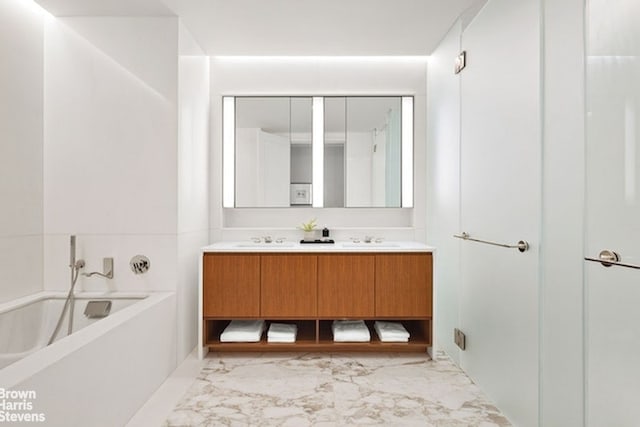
[267,336,296,343]
[220,320,265,343]
[374,321,410,342]
[267,323,298,343]
[332,320,370,342]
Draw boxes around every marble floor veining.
[164,353,511,427]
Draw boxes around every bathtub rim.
[0,291,174,389]
[0,291,151,314]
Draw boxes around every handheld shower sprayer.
[70,235,74,268]
[69,235,85,271]
[48,234,84,345]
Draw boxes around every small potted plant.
[299,218,318,242]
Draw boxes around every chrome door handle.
[585,250,640,270]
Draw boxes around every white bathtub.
[0,291,176,427]
[0,294,145,369]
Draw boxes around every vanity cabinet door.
[318,254,375,317]
[203,254,260,317]
[261,254,317,317]
[375,254,433,317]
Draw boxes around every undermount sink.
[340,242,400,248]
[234,243,295,248]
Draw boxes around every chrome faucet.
[82,257,114,279]
[250,236,275,243]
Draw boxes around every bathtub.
[0,294,145,369]
[0,291,176,427]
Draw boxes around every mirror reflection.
[324,97,402,208]
[234,97,312,207]
[228,95,409,208]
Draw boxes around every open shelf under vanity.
[204,318,431,353]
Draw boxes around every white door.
[585,1,640,426]
[458,1,541,425]
[257,130,290,207]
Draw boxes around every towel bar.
[453,232,529,253]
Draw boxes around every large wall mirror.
[223,95,413,208]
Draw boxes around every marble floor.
[162,353,511,427]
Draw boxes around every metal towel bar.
[453,232,529,253]
[585,249,640,270]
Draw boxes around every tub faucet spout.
[82,257,114,279]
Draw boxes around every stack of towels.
[374,321,410,342]
[332,320,371,342]
[220,320,265,342]
[267,323,298,343]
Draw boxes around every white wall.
[0,0,45,303]
[426,20,462,364]
[210,57,427,242]
[43,16,178,294]
[177,22,210,362]
[42,12,208,369]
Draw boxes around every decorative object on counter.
[299,218,318,242]
[299,239,335,244]
[374,321,410,342]
[220,320,265,343]
[332,320,371,342]
[267,323,298,343]
[322,227,330,238]
[130,255,150,274]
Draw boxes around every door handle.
[584,250,640,270]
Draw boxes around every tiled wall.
[42,16,179,293]
[0,0,45,303]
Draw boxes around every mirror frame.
[222,95,413,208]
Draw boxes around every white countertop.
[202,241,434,253]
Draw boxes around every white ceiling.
[35,0,481,55]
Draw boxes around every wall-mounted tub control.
[130,255,150,274]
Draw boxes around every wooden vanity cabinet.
[203,254,260,317]
[375,254,432,317]
[260,254,317,317]
[202,251,433,353]
[318,254,375,318]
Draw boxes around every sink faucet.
[250,236,273,243]
[364,236,373,243]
